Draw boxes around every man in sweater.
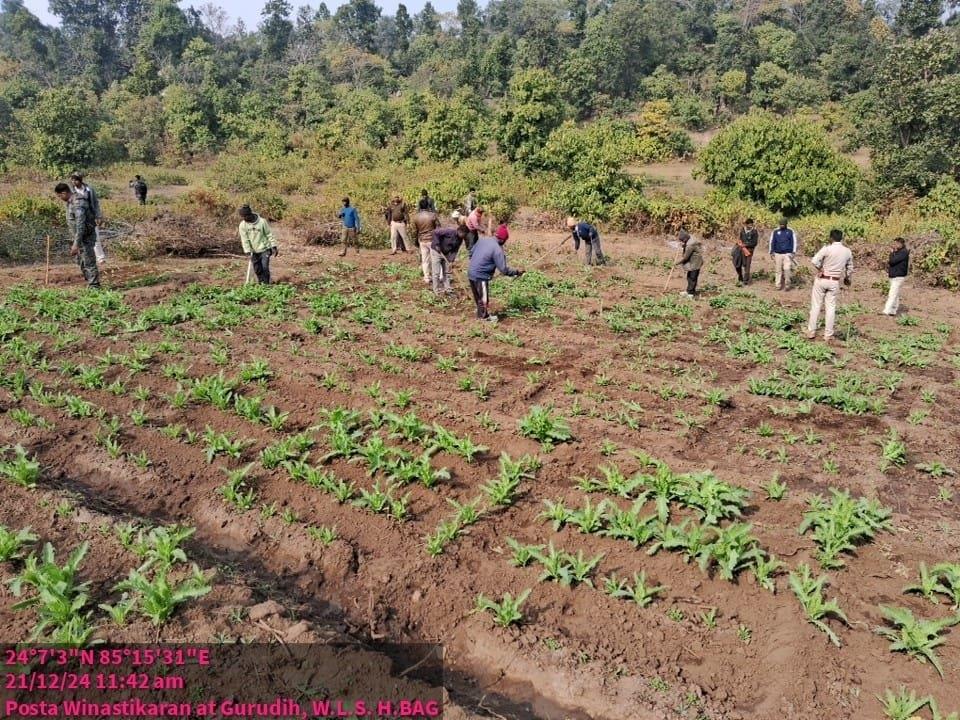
[336,197,361,256]
[677,230,703,298]
[430,224,468,295]
[882,237,909,317]
[238,205,278,284]
[384,195,409,254]
[806,229,853,342]
[733,218,759,285]
[413,198,440,285]
[467,224,524,322]
[566,217,606,266]
[768,218,798,290]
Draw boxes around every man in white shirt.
[806,229,854,342]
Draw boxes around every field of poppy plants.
[1,231,959,719]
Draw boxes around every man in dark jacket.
[384,195,409,253]
[676,230,703,298]
[55,182,100,289]
[420,189,437,213]
[130,175,148,205]
[882,237,909,316]
[430,225,468,294]
[413,198,440,285]
[566,216,606,266]
[733,218,758,285]
[768,218,798,290]
[467,224,524,322]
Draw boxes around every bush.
[26,87,100,173]
[496,69,565,169]
[697,113,859,215]
[919,176,960,221]
[635,101,694,163]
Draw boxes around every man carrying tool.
[733,218,758,285]
[129,175,148,205]
[806,229,853,343]
[881,237,909,317]
[769,218,798,291]
[467,224,524,322]
[566,217,606,266]
[413,198,440,285]
[337,196,361,256]
[465,206,484,253]
[238,204,278,284]
[54,182,100,289]
[384,194,410,254]
[430,224,468,295]
[676,230,703,298]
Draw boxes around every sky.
[22,0,459,29]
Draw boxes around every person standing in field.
[430,224,468,295]
[677,230,703,298]
[882,237,909,316]
[336,197,361,256]
[70,173,103,227]
[129,175,148,205]
[769,218,798,291]
[465,206,484,253]
[413,198,440,285]
[420,189,437,213]
[467,224,524,322]
[463,188,477,215]
[806,229,853,342]
[55,182,100,288]
[238,204,278,284]
[566,216,606,266]
[733,218,758,285]
[384,195,410,254]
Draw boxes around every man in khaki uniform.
[412,198,440,285]
[806,229,853,342]
[384,195,410,254]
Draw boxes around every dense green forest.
[0,0,959,280]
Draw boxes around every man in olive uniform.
[54,182,100,289]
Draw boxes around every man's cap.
[70,172,83,181]
[495,224,509,242]
[566,217,577,229]
[238,204,253,216]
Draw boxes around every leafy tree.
[261,0,293,60]
[896,0,944,38]
[496,68,565,168]
[419,92,485,161]
[415,2,439,36]
[859,29,960,192]
[635,100,694,162]
[26,86,100,172]
[697,112,859,214]
[751,61,827,112]
[480,33,515,96]
[137,0,196,67]
[162,83,217,157]
[457,0,482,45]
[394,3,412,57]
[102,87,165,162]
[333,0,381,53]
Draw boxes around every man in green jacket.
[55,182,100,289]
[238,205,278,284]
[676,230,703,298]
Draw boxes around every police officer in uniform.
[54,182,100,289]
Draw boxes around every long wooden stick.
[44,235,51,285]
[662,249,681,293]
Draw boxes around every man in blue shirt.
[467,224,524,322]
[337,197,361,256]
[566,217,606,266]
[768,218,799,291]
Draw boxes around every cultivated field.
[2,230,959,720]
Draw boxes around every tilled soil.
[1,230,959,719]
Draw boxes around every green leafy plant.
[518,406,573,449]
[789,563,849,647]
[877,686,930,720]
[482,453,535,506]
[9,541,91,642]
[0,526,38,562]
[876,605,960,677]
[115,565,211,626]
[603,571,665,607]
[474,589,531,627]
[879,429,908,472]
[798,489,892,569]
[0,445,41,488]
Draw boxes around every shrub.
[919,176,960,221]
[697,113,859,215]
[496,69,565,169]
[635,101,694,163]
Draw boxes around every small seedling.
[474,589,531,627]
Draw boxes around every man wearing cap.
[882,237,909,317]
[806,229,853,342]
[413,198,440,285]
[734,218,758,285]
[384,195,410,254]
[420,189,437,213]
[54,182,100,289]
[467,224,524,322]
[430,224,468,295]
[768,218,798,290]
[238,205,278,284]
[566,217,606,266]
[465,206,484,253]
[676,230,703,298]
[337,197,361,256]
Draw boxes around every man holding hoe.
[238,204,278,284]
[467,224,524,322]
